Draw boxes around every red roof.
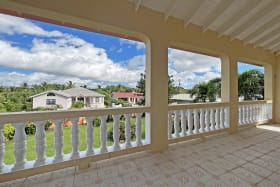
[113,92,144,98]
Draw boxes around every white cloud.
[119,38,145,50]
[126,55,145,71]
[0,13,63,37]
[168,49,221,88]
[0,37,143,85]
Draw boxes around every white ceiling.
[129,0,280,55]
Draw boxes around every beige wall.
[0,0,276,148]
[32,94,71,109]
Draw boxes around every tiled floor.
[2,124,280,187]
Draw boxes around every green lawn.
[3,118,146,165]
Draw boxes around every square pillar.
[145,39,169,151]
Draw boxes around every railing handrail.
[238,100,272,105]
[0,106,151,123]
[168,102,229,111]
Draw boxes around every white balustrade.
[0,107,149,174]
[34,121,46,167]
[71,118,79,159]
[238,101,272,126]
[12,123,26,171]
[168,105,229,140]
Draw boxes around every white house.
[30,87,105,110]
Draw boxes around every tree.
[190,78,221,103]
[238,69,264,100]
[66,81,75,89]
[136,73,176,104]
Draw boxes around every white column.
[180,110,187,136]
[71,118,79,159]
[187,110,193,135]
[86,117,94,156]
[215,108,220,129]
[168,112,172,139]
[34,121,46,167]
[246,105,250,124]
[225,107,230,128]
[12,123,26,171]
[112,115,120,151]
[53,120,63,163]
[242,105,246,124]
[100,115,108,153]
[135,113,143,146]
[238,106,242,126]
[174,110,180,137]
[0,124,4,171]
[205,109,210,132]
[124,114,132,148]
[199,109,205,133]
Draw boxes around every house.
[112,92,144,105]
[30,87,105,109]
[170,93,194,104]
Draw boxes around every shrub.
[93,117,101,127]
[2,123,15,141]
[71,101,84,109]
[25,122,36,135]
[45,120,53,131]
[107,121,136,142]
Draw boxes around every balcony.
[1,115,279,186]
[0,0,280,186]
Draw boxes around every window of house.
[47,92,56,96]
[95,97,99,103]
[46,99,56,105]
[168,48,221,104]
[238,62,264,101]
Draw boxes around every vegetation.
[189,69,264,102]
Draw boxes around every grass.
[3,118,146,165]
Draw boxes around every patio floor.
[1,124,280,187]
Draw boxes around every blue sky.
[0,13,263,89]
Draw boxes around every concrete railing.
[0,107,150,174]
[168,103,230,140]
[238,100,272,127]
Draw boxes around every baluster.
[180,110,187,136]
[86,117,94,156]
[205,109,210,132]
[168,112,172,139]
[100,115,108,153]
[220,108,225,129]
[135,113,143,146]
[215,108,220,129]
[112,115,120,151]
[225,107,230,128]
[53,120,63,163]
[187,110,193,135]
[124,114,132,148]
[242,105,246,125]
[249,105,253,123]
[210,108,215,131]
[174,111,180,137]
[0,124,4,171]
[199,109,205,133]
[258,104,262,121]
[238,106,242,126]
[193,109,199,134]
[12,123,26,171]
[34,121,46,167]
[71,118,79,159]
[264,103,268,120]
[246,105,250,124]
[253,105,257,122]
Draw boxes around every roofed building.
[112,92,144,105]
[30,87,105,109]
